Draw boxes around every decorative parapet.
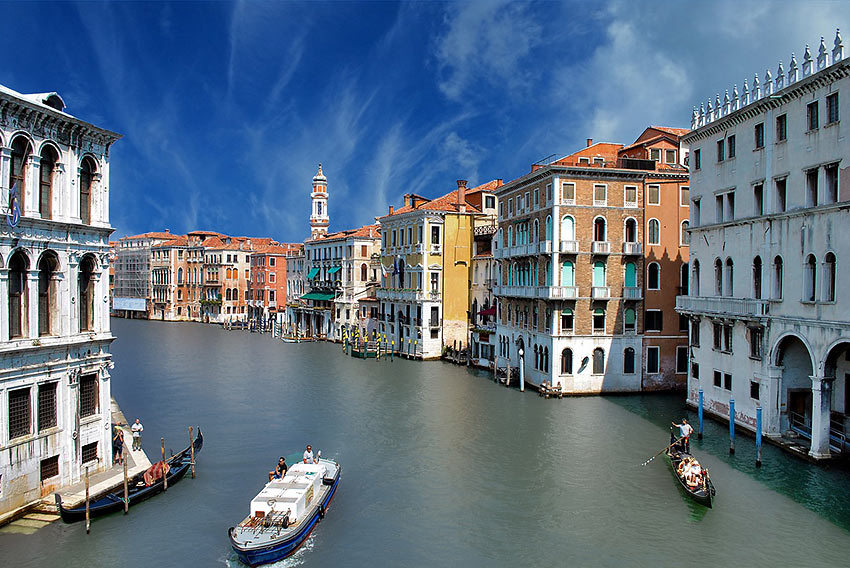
[691,29,844,130]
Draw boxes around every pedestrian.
[672,418,694,453]
[113,428,124,465]
[131,418,144,451]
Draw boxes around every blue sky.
[2,1,847,242]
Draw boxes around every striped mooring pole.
[698,389,704,440]
[729,398,736,455]
[756,406,763,467]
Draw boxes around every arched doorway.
[824,341,850,451]
[774,335,814,434]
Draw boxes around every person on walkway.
[269,457,287,482]
[131,418,144,451]
[113,428,124,465]
[303,444,318,464]
[672,419,693,453]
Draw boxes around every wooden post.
[756,406,763,467]
[85,466,90,534]
[729,398,736,455]
[161,438,168,491]
[189,426,196,478]
[698,389,704,439]
[123,449,129,513]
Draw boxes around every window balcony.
[494,247,508,259]
[430,244,442,254]
[675,295,771,318]
[622,286,642,300]
[429,318,442,329]
[591,286,610,300]
[537,240,553,254]
[622,242,642,255]
[591,241,610,255]
[494,285,536,298]
[537,285,579,300]
[559,240,579,254]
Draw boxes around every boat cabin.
[250,463,328,522]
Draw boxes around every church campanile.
[309,163,329,239]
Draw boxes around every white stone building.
[677,31,849,458]
[0,85,121,514]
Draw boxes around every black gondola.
[665,439,714,508]
[55,428,203,523]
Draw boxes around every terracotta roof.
[466,179,503,194]
[121,231,177,241]
[379,188,482,220]
[651,126,690,137]
[152,236,188,248]
[313,223,381,242]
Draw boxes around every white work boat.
[229,457,341,566]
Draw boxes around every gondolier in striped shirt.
[672,419,693,453]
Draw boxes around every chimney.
[404,194,412,208]
[586,138,593,147]
[388,205,394,215]
[457,180,468,213]
[165,229,170,234]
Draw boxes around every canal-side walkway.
[0,397,151,534]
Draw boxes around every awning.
[327,266,342,274]
[478,306,497,316]
[306,267,320,279]
[301,291,335,301]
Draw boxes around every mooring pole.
[85,466,91,534]
[756,406,763,467]
[729,398,736,455]
[123,452,129,513]
[698,388,704,440]
[189,426,196,478]
[161,438,168,491]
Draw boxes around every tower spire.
[310,163,329,239]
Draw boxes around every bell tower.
[309,163,329,239]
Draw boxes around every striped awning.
[327,266,342,274]
[306,267,320,279]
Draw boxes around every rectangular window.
[647,347,660,373]
[624,185,637,207]
[679,314,689,332]
[715,195,724,223]
[9,387,31,440]
[724,373,732,390]
[692,198,701,225]
[534,188,539,206]
[40,455,59,482]
[753,183,764,215]
[650,148,661,162]
[806,169,819,207]
[691,320,700,347]
[645,310,663,332]
[726,191,735,220]
[579,156,590,165]
[826,92,839,124]
[485,195,496,209]
[776,113,787,142]
[754,122,765,149]
[714,370,722,387]
[749,327,763,359]
[717,139,725,162]
[807,101,819,131]
[727,135,736,159]
[676,346,688,374]
[647,184,660,205]
[693,148,701,170]
[431,226,440,245]
[750,381,761,400]
[593,310,606,333]
[713,322,722,350]
[775,178,787,212]
[508,198,513,215]
[269,290,275,302]
[38,382,57,432]
[430,273,439,293]
[593,157,604,165]
[680,186,689,206]
[692,362,699,380]
[81,442,98,464]
[593,184,607,206]
[825,164,839,204]
[79,374,98,418]
[723,324,733,353]
[665,149,677,164]
[562,182,576,204]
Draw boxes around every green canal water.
[3,318,850,567]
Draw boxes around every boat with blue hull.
[229,457,340,566]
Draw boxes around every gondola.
[665,439,714,508]
[55,428,203,523]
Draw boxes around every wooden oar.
[641,437,684,466]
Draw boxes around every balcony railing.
[675,295,771,318]
[591,286,610,300]
[622,286,642,300]
[494,247,507,259]
[622,242,642,255]
[537,240,553,254]
[494,285,536,298]
[591,241,610,255]
[537,285,578,299]
[559,240,579,254]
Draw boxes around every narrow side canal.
[3,318,849,567]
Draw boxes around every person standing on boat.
[269,457,287,481]
[131,418,144,451]
[672,419,693,453]
[303,444,318,464]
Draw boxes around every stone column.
[0,147,11,204]
[68,255,79,333]
[763,366,783,437]
[0,268,8,341]
[51,272,65,337]
[53,163,66,221]
[809,375,832,459]
[27,269,39,339]
[30,155,42,218]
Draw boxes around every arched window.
[361,263,368,281]
[508,226,513,247]
[545,260,551,286]
[78,255,96,332]
[593,217,607,242]
[532,219,539,243]
[39,146,58,219]
[692,260,700,296]
[177,267,184,285]
[681,220,690,245]
[544,347,549,372]
[647,262,660,290]
[725,258,734,296]
[38,253,59,336]
[647,219,660,245]
[561,216,575,241]
[624,308,636,332]
[534,345,539,370]
[680,263,689,295]
[226,288,232,301]
[561,308,574,333]
[545,216,552,241]
[10,137,31,213]
[593,347,605,374]
[623,347,635,374]
[823,252,836,302]
[561,348,573,374]
[9,251,29,338]
[593,261,606,287]
[773,256,783,299]
[624,218,637,242]
[752,256,762,299]
[805,254,817,302]
[624,262,637,288]
[79,156,96,224]
[561,261,575,287]
[714,258,723,296]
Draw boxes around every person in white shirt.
[303,444,318,464]
[672,419,694,453]
[131,418,144,451]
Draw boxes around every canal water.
[3,318,850,567]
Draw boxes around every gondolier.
[672,419,693,453]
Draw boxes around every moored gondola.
[666,441,714,508]
[55,428,203,523]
